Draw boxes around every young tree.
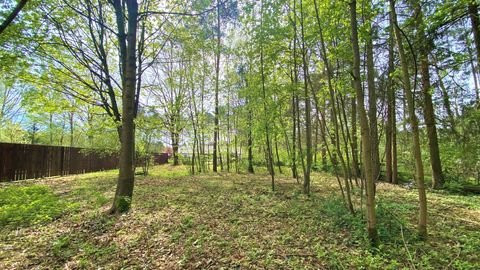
[390,0,427,239]
[350,0,378,245]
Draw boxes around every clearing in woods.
[0,165,479,269]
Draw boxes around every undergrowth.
[0,185,75,227]
[0,165,479,269]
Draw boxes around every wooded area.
[1,0,480,268]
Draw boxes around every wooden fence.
[0,143,169,182]
[153,153,169,165]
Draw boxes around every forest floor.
[1,165,479,269]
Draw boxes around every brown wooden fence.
[153,153,169,165]
[0,143,119,182]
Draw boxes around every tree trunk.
[313,0,353,212]
[49,113,54,145]
[247,97,254,174]
[467,39,480,103]
[391,0,427,239]
[69,112,74,147]
[350,97,360,178]
[290,0,299,180]
[172,132,179,166]
[275,139,283,174]
[366,25,380,182]
[213,0,221,173]
[260,0,275,191]
[350,0,379,245]
[227,90,231,172]
[0,0,28,36]
[469,3,480,69]
[299,0,311,195]
[434,65,456,132]
[386,11,398,184]
[111,0,138,214]
[416,6,444,189]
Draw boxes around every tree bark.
[416,6,444,189]
[260,0,275,191]
[386,9,398,184]
[350,97,360,177]
[366,24,380,182]
[469,3,480,69]
[247,94,254,174]
[172,131,179,166]
[111,0,138,214]
[213,0,221,172]
[290,0,299,180]
[434,65,456,133]
[299,0,311,195]
[69,111,74,147]
[391,0,427,239]
[350,0,378,245]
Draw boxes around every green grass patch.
[0,185,75,227]
[148,164,190,178]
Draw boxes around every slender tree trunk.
[200,49,207,172]
[290,0,299,180]
[0,0,28,36]
[391,0,427,239]
[227,90,231,172]
[299,0,311,195]
[467,39,480,103]
[247,96,254,174]
[469,3,480,69]
[336,95,355,214]
[69,112,74,147]
[320,112,328,171]
[350,0,378,245]
[366,25,380,182]
[260,0,275,191]
[314,118,319,164]
[386,11,398,184]
[313,0,352,209]
[111,0,138,214]
[234,113,239,173]
[49,113,53,144]
[219,143,224,171]
[291,95,298,178]
[31,123,36,144]
[350,97,360,178]
[213,0,221,173]
[191,127,197,174]
[416,5,444,189]
[434,65,456,132]
[172,132,179,166]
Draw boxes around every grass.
[0,185,75,227]
[0,165,479,269]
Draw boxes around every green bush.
[0,185,71,227]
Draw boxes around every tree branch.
[0,0,29,36]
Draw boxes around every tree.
[415,2,444,189]
[110,0,139,214]
[212,0,222,172]
[350,0,378,245]
[390,0,427,239]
